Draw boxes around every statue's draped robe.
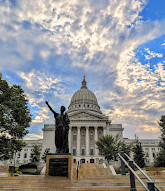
[53,112,70,153]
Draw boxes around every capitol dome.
[68,76,101,113]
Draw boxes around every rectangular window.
[73,149,76,156]
[81,135,85,145]
[90,135,94,145]
[73,135,77,145]
[98,132,103,138]
[82,149,85,156]
[90,149,94,155]
[24,153,27,158]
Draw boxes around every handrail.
[124,153,161,191]
[118,153,150,191]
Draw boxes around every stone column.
[94,126,98,156]
[69,126,72,153]
[103,127,106,136]
[77,126,81,156]
[86,126,89,156]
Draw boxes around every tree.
[30,144,41,162]
[41,148,51,162]
[0,136,13,160]
[133,138,145,168]
[0,73,31,160]
[120,141,132,160]
[95,134,130,161]
[155,115,165,167]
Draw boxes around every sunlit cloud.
[24,133,43,140]
[0,0,165,139]
[144,48,163,60]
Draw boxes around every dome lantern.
[68,76,101,113]
[81,75,87,89]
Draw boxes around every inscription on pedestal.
[49,158,68,177]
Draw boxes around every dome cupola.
[68,76,101,113]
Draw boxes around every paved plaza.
[0,164,165,191]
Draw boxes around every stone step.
[0,166,9,170]
[0,176,164,191]
[0,166,9,177]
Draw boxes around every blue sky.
[0,0,165,140]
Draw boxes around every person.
[45,101,70,153]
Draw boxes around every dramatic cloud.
[0,0,165,139]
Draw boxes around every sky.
[0,0,165,140]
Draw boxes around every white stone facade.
[6,138,160,166]
[124,138,161,166]
[5,139,42,166]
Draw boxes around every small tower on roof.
[81,75,87,89]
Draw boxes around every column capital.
[94,126,98,130]
[86,126,89,130]
[77,126,81,130]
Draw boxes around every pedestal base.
[45,154,72,179]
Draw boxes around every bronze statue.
[45,101,70,154]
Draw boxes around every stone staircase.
[0,166,9,177]
[78,163,112,179]
[0,164,164,190]
[72,163,165,191]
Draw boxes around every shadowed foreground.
[0,163,165,191]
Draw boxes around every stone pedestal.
[45,154,72,179]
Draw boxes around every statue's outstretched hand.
[45,101,49,105]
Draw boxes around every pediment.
[69,111,107,120]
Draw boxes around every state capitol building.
[7,76,161,166]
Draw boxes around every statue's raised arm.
[45,101,57,116]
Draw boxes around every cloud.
[18,71,60,91]
[144,48,163,60]
[155,62,165,81]
[0,0,165,139]
[40,50,50,59]
[17,70,72,125]
[24,133,43,140]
